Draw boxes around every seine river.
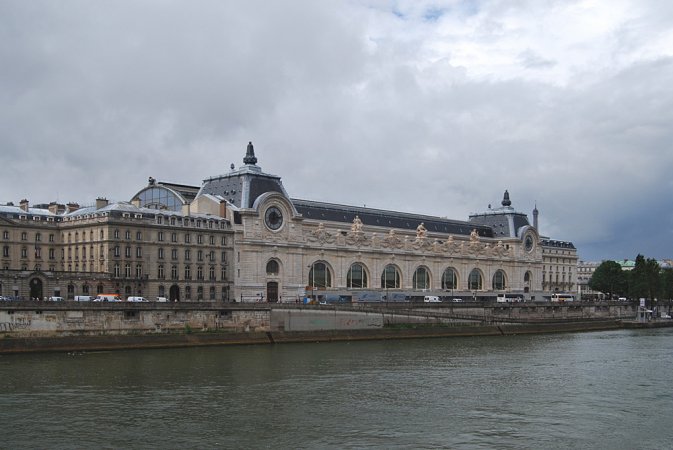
[2,329,673,449]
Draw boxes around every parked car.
[451,298,464,303]
[423,295,441,303]
[155,297,169,302]
[126,296,147,302]
[48,296,64,302]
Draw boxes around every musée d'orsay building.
[0,143,577,302]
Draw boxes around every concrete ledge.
[0,320,630,354]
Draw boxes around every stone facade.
[540,239,578,293]
[234,193,544,302]
[0,199,234,302]
[1,142,578,304]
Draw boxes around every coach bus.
[551,293,575,303]
[496,293,524,303]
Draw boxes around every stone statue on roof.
[470,229,479,242]
[416,222,427,239]
[351,215,363,233]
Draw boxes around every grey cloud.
[518,49,556,69]
[1,0,673,262]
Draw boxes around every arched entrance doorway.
[29,278,43,300]
[266,282,279,303]
[169,284,180,302]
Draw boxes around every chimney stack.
[219,200,227,219]
[19,199,29,212]
[67,202,80,213]
[96,197,109,209]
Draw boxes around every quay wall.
[0,301,655,354]
[0,303,271,337]
[0,302,638,337]
[0,321,628,354]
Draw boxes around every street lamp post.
[307,264,313,303]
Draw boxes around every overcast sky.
[2,0,673,262]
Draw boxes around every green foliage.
[184,324,193,334]
[629,254,661,307]
[589,260,627,298]
[660,269,673,301]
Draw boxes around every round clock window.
[264,206,284,230]
[524,235,534,252]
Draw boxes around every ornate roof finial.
[243,141,258,165]
[501,190,511,207]
[533,202,539,230]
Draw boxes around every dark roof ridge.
[291,198,478,227]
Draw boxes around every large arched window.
[442,268,458,290]
[308,262,331,288]
[266,259,279,275]
[347,263,368,288]
[468,269,483,290]
[492,270,506,290]
[132,186,186,211]
[381,264,401,289]
[413,266,430,290]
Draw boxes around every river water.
[1,329,673,449]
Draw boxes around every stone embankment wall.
[0,302,663,354]
[0,302,640,337]
[0,303,270,337]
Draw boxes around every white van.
[155,297,169,303]
[126,296,147,302]
[48,296,64,302]
[74,295,92,302]
[93,294,122,302]
[424,295,441,303]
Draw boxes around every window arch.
[381,264,401,289]
[492,270,506,290]
[442,267,458,290]
[347,263,368,288]
[308,262,331,288]
[132,186,187,211]
[413,266,430,290]
[468,269,483,290]
[266,259,280,275]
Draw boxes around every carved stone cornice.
[306,223,335,245]
[345,232,369,247]
[381,229,403,249]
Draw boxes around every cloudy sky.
[2,0,673,261]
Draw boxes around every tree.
[659,268,673,311]
[588,260,627,299]
[629,254,661,308]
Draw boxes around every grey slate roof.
[468,210,531,239]
[158,182,199,202]
[292,199,494,237]
[540,239,576,249]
